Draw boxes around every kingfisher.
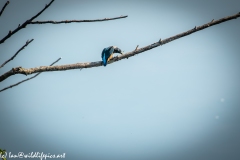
[101,46,123,66]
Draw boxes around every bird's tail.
[102,54,107,66]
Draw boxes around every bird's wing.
[109,46,114,55]
[102,46,115,59]
[101,48,106,58]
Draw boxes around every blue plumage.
[101,46,123,66]
[102,53,107,66]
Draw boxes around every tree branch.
[0,39,34,68]
[29,15,128,24]
[0,0,54,44]
[0,0,127,44]
[0,1,9,17]
[0,57,61,92]
[0,12,239,83]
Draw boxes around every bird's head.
[113,46,123,54]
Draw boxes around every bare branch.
[0,12,239,82]
[29,15,128,24]
[0,1,9,17]
[0,0,54,44]
[0,39,34,68]
[0,57,61,92]
[0,0,127,44]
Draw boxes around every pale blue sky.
[0,0,240,160]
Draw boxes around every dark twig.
[0,39,34,68]
[0,0,54,44]
[30,15,128,24]
[0,12,240,83]
[0,0,127,44]
[0,1,9,17]
[49,57,61,66]
[0,57,61,92]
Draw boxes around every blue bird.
[101,46,123,66]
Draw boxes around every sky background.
[0,0,240,160]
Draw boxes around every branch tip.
[30,15,128,24]
[0,38,34,68]
[135,45,139,51]
[159,38,162,43]
[50,57,62,66]
[0,0,10,16]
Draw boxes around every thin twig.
[135,45,139,51]
[49,57,61,66]
[0,0,54,44]
[0,57,61,92]
[0,12,240,83]
[0,1,9,17]
[0,39,34,68]
[30,15,128,24]
[0,0,127,44]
